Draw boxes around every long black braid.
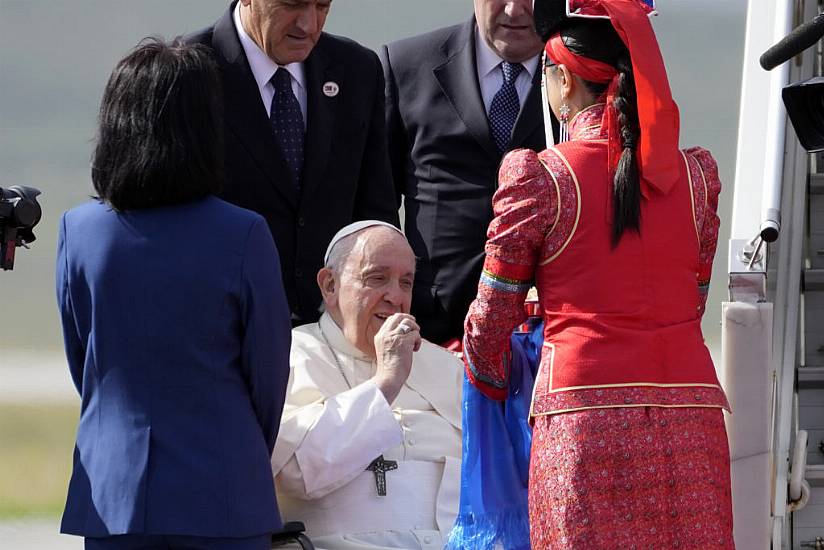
[557,20,642,246]
[610,52,641,244]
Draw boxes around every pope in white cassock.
[270,221,463,550]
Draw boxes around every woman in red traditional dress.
[462,1,735,548]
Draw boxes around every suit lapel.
[511,67,546,149]
[211,6,299,209]
[301,39,338,202]
[433,18,499,160]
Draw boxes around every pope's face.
[474,0,543,63]
[325,229,416,357]
[241,0,332,65]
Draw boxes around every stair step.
[800,367,824,388]
[805,269,824,291]
[808,464,824,486]
[812,173,824,194]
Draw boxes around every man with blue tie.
[381,0,555,346]
[189,0,399,326]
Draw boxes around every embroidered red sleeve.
[463,149,556,400]
[685,147,722,316]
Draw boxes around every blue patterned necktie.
[270,68,305,190]
[488,62,524,153]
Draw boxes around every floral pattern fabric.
[529,407,734,549]
[532,384,729,416]
[685,146,722,315]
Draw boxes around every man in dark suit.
[189,0,399,326]
[381,0,552,345]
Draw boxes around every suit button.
[297,217,305,227]
[295,268,303,278]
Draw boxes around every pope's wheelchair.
[271,521,314,549]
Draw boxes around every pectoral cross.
[366,455,398,496]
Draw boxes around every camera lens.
[804,87,824,144]
[13,199,38,227]
[783,76,824,152]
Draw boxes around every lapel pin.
[322,81,340,97]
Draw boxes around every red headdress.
[544,0,680,197]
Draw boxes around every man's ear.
[317,267,337,306]
[239,0,252,6]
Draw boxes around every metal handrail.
[759,0,794,244]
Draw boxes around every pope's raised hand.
[372,313,421,404]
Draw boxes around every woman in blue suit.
[56,39,291,550]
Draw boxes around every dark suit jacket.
[57,197,291,537]
[188,2,399,324]
[381,17,552,344]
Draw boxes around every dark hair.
[557,20,642,246]
[92,38,224,211]
[533,0,567,42]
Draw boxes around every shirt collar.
[233,2,306,92]
[319,312,373,363]
[474,25,540,80]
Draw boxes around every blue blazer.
[56,197,291,538]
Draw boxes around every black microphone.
[760,13,824,71]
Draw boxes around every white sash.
[278,458,459,544]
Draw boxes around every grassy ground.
[0,403,78,519]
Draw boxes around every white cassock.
[271,312,463,550]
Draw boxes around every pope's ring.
[399,322,412,334]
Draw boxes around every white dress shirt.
[233,2,307,127]
[271,313,463,550]
[474,26,540,114]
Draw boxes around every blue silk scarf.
[446,321,543,550]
